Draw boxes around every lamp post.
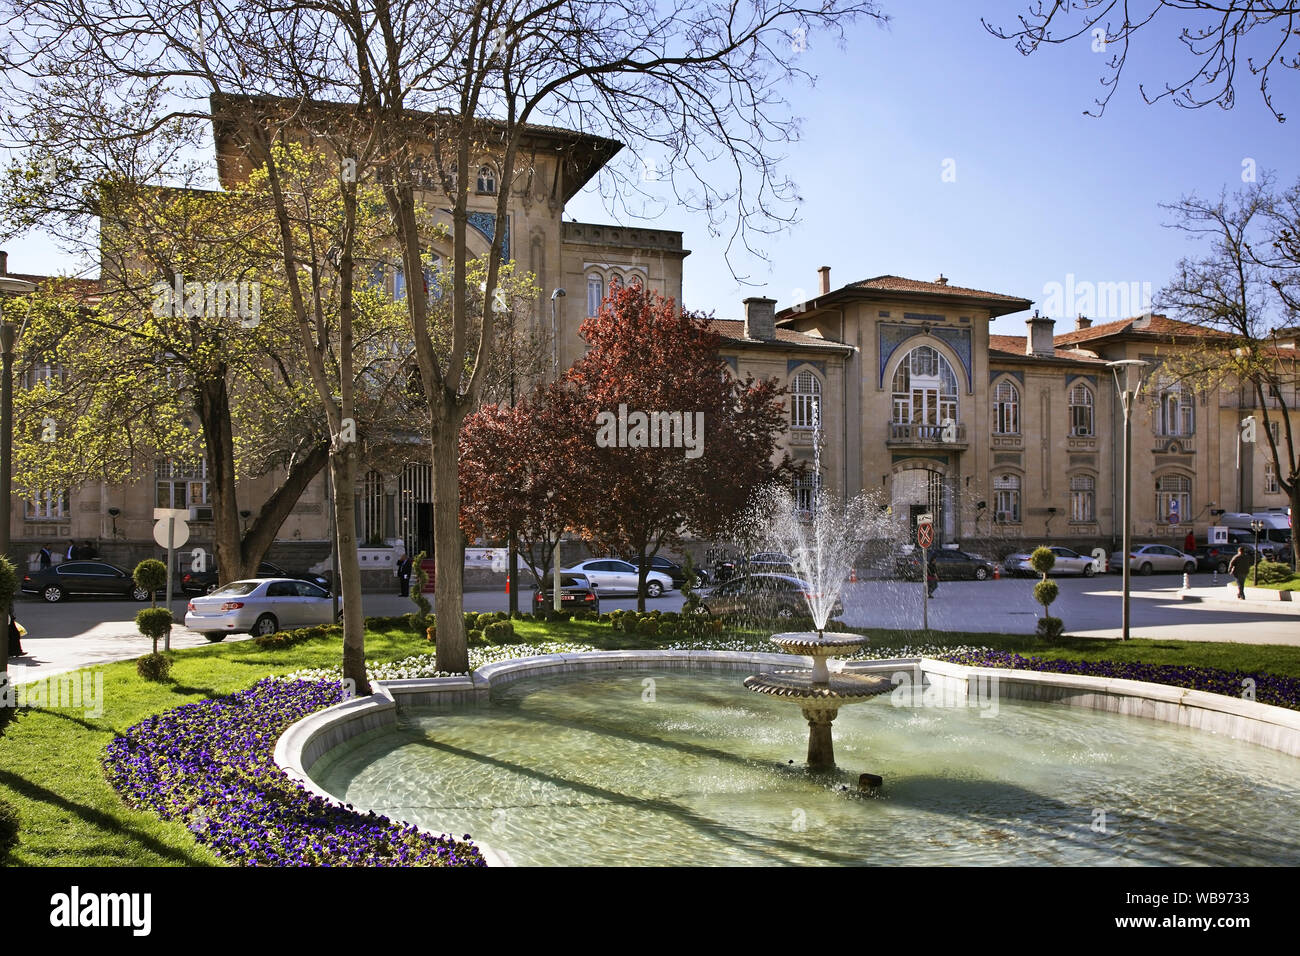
[1108,359,1150,641]
[549,290,565,613]
[0,259,37,688]
[1251,519,1265,582]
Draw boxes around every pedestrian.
[84,540,99,559]
[39,545,52,569]
[8,613,25,658]
[396,552,412,597]
[65,540,76,560]
[926,556,939,598]
[1227,546,1249,600]
[1184,530,1195,555]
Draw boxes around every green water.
[312,670,1300,866]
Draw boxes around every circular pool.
[309,669,1300,866]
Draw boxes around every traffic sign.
[153,516,190,549]
[917,521,934,550]
[1167,499,1180,525]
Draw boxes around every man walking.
[1227,546,1250,600]
[396,552,412,597]
[39,544,52,569]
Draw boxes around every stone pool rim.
[273,649,1300,867]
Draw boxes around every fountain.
[739,401,899,770]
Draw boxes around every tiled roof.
[706,319,851,350]
[1053,314,1224,346]
[848,275,1031,304]
[6,273,102,304]
[988,334,1109,365]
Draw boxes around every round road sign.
[917,523,934,549]
[153,517,191,549]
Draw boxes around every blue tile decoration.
[890,453,952,467]
[990,369,1025,384]
[722,355,738,370]
[788,359,827,375]
[1065,373,1099,389]
[456,210,511,261]
[879,323,973,390]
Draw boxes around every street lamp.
[1108,359,1150,641]
[1251,519,1265,582]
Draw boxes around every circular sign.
[153,517,191,549]
[1167,500,1180,525]
[917,523,934,549]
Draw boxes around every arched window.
[627,273,644,291]
[891,345,957,431]
[790,370,822,429]
[1156,383,1194,436]
[993,473,1020,523]
[1070,474,1095,522]
[1069,383,1094,436]
[586,273,604,317]
[1155,474,1192,524]
[476,164,497,194]
[992,380,1019,434]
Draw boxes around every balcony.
[887,421,968,450]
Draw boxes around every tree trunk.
[507,527,519,614]
[636,544,649,613]
[432,410,468,673]
[1291,484,1300,573]
[332,447,369,696]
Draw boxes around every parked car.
[746,552,797,574]
[180,560,331,596]
[21,561,163,603]
[184,578,340,639]
[533,573,600,613]
[1002,546,1100,577]
[1108,544,1197,576]
[895,549,996,581]
[694,573,842,621]
[624,555,708,588]
[1196,543,1262,573]
[563,559,674,597]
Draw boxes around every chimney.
[934,273,948,286]
[1025,311,1056,358]
[743,297,777,341]
[817,266,831,296]
[1076,314,1092,331]
[0,250,7,275]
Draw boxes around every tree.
[984,1,1300,121]
[1155,176,1299,570]
[568,284,793,611]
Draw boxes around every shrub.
[136,652,171,682]
[133,559,167,607]
[464,612,479,630]
[1036,616,1065,640]
[0,798,18,861]
[1029,547,1056,577]
[483,620,515,643]
[254,624,341,648]
[466,628,485,646]
[0,556,17,612]
[510,610,524,620]
[620,614,640,634]
[1033,578,1060,621]
[134,607,173,654]
[1249,561,1295,586]
[637,617,659,636]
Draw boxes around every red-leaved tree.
[567,285,793,610]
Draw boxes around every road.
[5,571,1298,683]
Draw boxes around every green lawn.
[3,615,1299,867]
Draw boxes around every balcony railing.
[887,421,968,447]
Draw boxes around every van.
[1224,510,1293,549]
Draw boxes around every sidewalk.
[1179,584,1300,613]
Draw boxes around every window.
[992,380,1019,434]
[1069,383,1094,436]
[793,473,817,512]
[476,164,497,194]
[1156,383,1194,436]
[1069,475,1095,522]
[156,459,208,509]
[994,473,1020,523]
[790,371,822,429]
[23,362,65,390]
[1269,420,1280,444]
[1264,461,1280,495]
[26,489,68,520]
[891,346,958,432]
[1155,474,1191,524]
[586,274,603,317]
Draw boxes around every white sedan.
[1108,544,1198,576]
[563,559,674,597]
[1003,546,1100,577]
[184,578,340,640]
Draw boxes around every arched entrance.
[891,461,956,544]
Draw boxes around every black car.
[746,552,797,574]
[534,573,600,613]
[624,555,709,589]
[21,561,163,603]
[1199,542,1291,572]
[895,549,996,581]
[694,573,842,621]
[180,560,331,595]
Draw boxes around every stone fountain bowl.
[769,631,865,658]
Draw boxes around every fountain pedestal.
[744,632,892,770]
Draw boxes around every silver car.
[1003,546,1100,577]
[184,578,340,640]
[563,559,674,597]
[1108,544,1198,576]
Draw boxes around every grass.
[4,613,1300,867]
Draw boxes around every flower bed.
[103,678,484,866]
[935,650,1300,712]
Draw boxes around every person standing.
[396,552,412,597]
[926,555,939,598]
[39,545,52,569]
[1183,530,1195,555]
[1227,546,1249,600]
[8,613,25,658]
[65,541,76,560]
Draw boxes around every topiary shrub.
[1036,616,1065,640]
[464,612,479,630]
[1029,547,1056,577]
[0,797,18,861]
[620,614,639,634]
[510,610,524,620]
[1249,561,1295,586]
[135,607,173,655]
[483,620,515,643]
[637,617,659,636]
[254,624,341,648]
[1033,578,1060,622]
[136,652,171,682]
[133,559,167,607]
[466,628,485,646]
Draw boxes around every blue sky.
[569,1,1300,336]
[11,1,1298,338]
